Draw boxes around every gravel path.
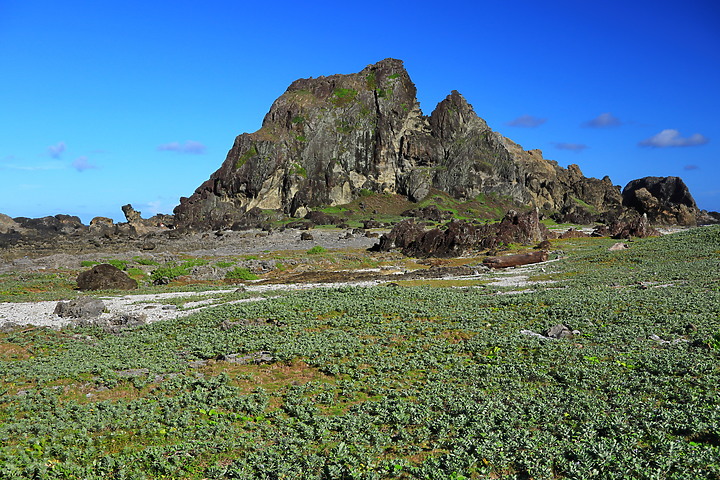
[0,280,385,331]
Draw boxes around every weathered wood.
[482,251,548,269]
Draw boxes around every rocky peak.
[429,90,489,141]
[173,59,686,231]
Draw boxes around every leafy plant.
[224,267,259,281]
[306,246,327,255]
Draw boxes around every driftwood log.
[483,251,548,269]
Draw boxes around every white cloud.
[553,142,588,152]
[639,129,709,148]
[3,162,65,171]
[72,156,97,172]
[157,140,207,154]
[583,113,622,128]
[47,141,66,158]
[507,115,547,128]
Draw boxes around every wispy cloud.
[553,142,588,152]
[157,140,206,154]
[3,162,65,171]
[507,115,546,128]
[684,164,699,171]
[72,156,97,172]
[48,141,66,158]
[639,129,709,148]
[583,113,622,128]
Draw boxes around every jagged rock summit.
[173,59,689,230]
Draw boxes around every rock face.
[76,264,138,291]
[622,176,699,225]
[174,59,624,230]
[373,210,554,257]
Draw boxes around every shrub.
[150,264,190,282]
[307,246,327,255]
[225,267,259,281]
[132,256,159,266]
[106,259,128,270]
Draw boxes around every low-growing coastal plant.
[224,267,259,281]
[0,226,718,478]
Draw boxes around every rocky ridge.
[174,58,642,230]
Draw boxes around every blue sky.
[1,0,718,223]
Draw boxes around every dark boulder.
[622,176,699,225]
[76,264,138,291]
[304,211,343,225]
[608,214,661,239]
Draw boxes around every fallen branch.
[483,251,548,269]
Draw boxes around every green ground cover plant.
[0,227,718,479]
[224,267,259,281]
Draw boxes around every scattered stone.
[115,368,150,377]
[300,232,314,241]
[535,240,552,250]
[54,298,106,318]
[559,228,589,239]
[649,334,689,345]
[521,324,579,341]
[73,313,147,334]
[544,324,578,339]
[76,264,138,291]
[0,322,24,333]
[609,242,629,251]
[153,276,170,286]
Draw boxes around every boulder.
[54,298,106,318]
[76,264,138,291]
[622,176,699,225]
[0,214,24,234]
[609,214,661,239]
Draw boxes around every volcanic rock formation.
[622,176,699,225]
[173,59,626,230]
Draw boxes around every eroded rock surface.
[174,59,624,231]
[622,176,699,225]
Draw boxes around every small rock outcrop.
[76,264,138,291]
[374,209,554,257]
[622,176,699,225]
